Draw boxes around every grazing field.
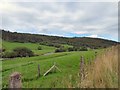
[2,41,73,55]
[2,41,100,88]
[2,50,97,88]
[2,41,56,55]
[2,41,118,88]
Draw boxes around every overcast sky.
[0,1,118,41]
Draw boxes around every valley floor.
[2,50,97,88]
[1,41,118,88]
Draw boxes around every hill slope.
[2,41,56,55]
[1,30,118,49]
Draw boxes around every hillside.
[2,41,56,55]
[1,30,118,49]
[1,30,118,88]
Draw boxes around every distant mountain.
[0,30,118,49]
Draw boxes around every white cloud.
[87,34,98,38]
[74,31,88,34]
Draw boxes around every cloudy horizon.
[0,2,118,41]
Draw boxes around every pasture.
[2,41,99,88]
[2,41,55,55]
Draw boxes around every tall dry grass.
[80,45,119,88]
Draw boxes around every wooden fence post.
[9,72,22,89]
[80,56,85,82]
[38,64,40,78]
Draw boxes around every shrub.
[2,51,17,58]
[73,47,78,51]
[79,47,88,51]
[54,44,61,48]
[39,42,47,45]
[68,47,74,52]
[39,42,61,48]
[47,43,54,47]
[38,46,42,50]
[68,46,81,52]
[55,47,66,53]
[13,47,34,57]
[55,49,60,53]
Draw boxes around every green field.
[2,41,99,88]
[2,41,56,55]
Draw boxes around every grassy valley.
[0,30,119,88]
[2,46,98,88]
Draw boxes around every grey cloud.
[1,2,118,41]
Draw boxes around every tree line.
[1,29,118,49]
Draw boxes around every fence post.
[38,64,40,78]
[80,56,85,82]
[9,72,22,89]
